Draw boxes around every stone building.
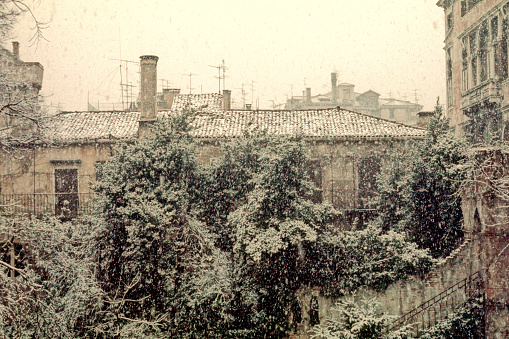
[0,42,44,148]
[0,41,44,92]
[437,0,509,140]
[284,72,423,125]
[0,55,427,220]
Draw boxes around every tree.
[0,216,103,338]
[309,297,412,339]
[374,102,468,258]
[93,113,213,333]
[228,137,338,338]
[200,134,268,251]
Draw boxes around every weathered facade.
[437,0,509,140]
[0,55,427,220]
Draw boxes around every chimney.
[222,89,231,111]
[245,103,252,110]
[331,72,338,104]
[162,88,180,110]
[305,88,311,104]
[417,111,434,128]
[139,55,158,121]
[12,41,19,58]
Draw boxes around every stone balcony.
[461,80,502,111]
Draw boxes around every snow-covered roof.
[189,108,426,139]
[172,93,223,112]
[380,98,422,107]
[48,111,140,142]
[46,107,426,143]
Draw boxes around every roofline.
[194,106,426,132]
[193,135,426,143]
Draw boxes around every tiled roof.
[189,108,427,139]
[172,93,223,112]
[44,107,426,143]
[47,111,139,142]
[380,98,421,107]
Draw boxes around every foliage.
[309,297,411,339]
[93,112,213,333]
[200,133,268,251]
[419,295,485,339]
[316,226,435,297]
[226,137,338,338]
[374,102,468,258]
[0,216,103,338]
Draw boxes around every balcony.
[0,193,95,218]
[461,80,502,111]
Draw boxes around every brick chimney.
[306,88,311,104]
[331,72,338,105]
[417,111,434,128]
[139,55,158,121]
[162,88,180,110]
[12,41,19,58]
[222,89,231,111]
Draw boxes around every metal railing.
[386,270,484,337]
[0,193,95,218]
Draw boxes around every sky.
[9,0,446,112]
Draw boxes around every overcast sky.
[10,0,446,112]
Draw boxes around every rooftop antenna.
[110,57,138,110]
[235,84,247,109]
[221,59,228,91]
[250,80,257,105]
[182,73,197,94]
[159,79,172,90]
[208,63,221,94]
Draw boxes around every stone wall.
[291,148,509,339]
[290,236,481,339]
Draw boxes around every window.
[499,15,509,81]
[306,160,322,203]
[462,37,469,91]
[55,168,79,219]
[479,21,489,83]
[389,109,395,119]
[447,12,454,31]
[447,48,453,107]
[358,156,381,208]
[470,30,478,87]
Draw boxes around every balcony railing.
[0,193,95,218]
[460,80,502,110]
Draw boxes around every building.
[437,0,509,141]
[0,41,44,92]
[284,72,423,125]
[0,42,44,148]
[0,55,427,221]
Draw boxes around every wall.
[196,138,414,214]
[291,147,509,339]
[469,148,509,339]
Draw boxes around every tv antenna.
[109,57,138,110]
[182,73,197,94]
